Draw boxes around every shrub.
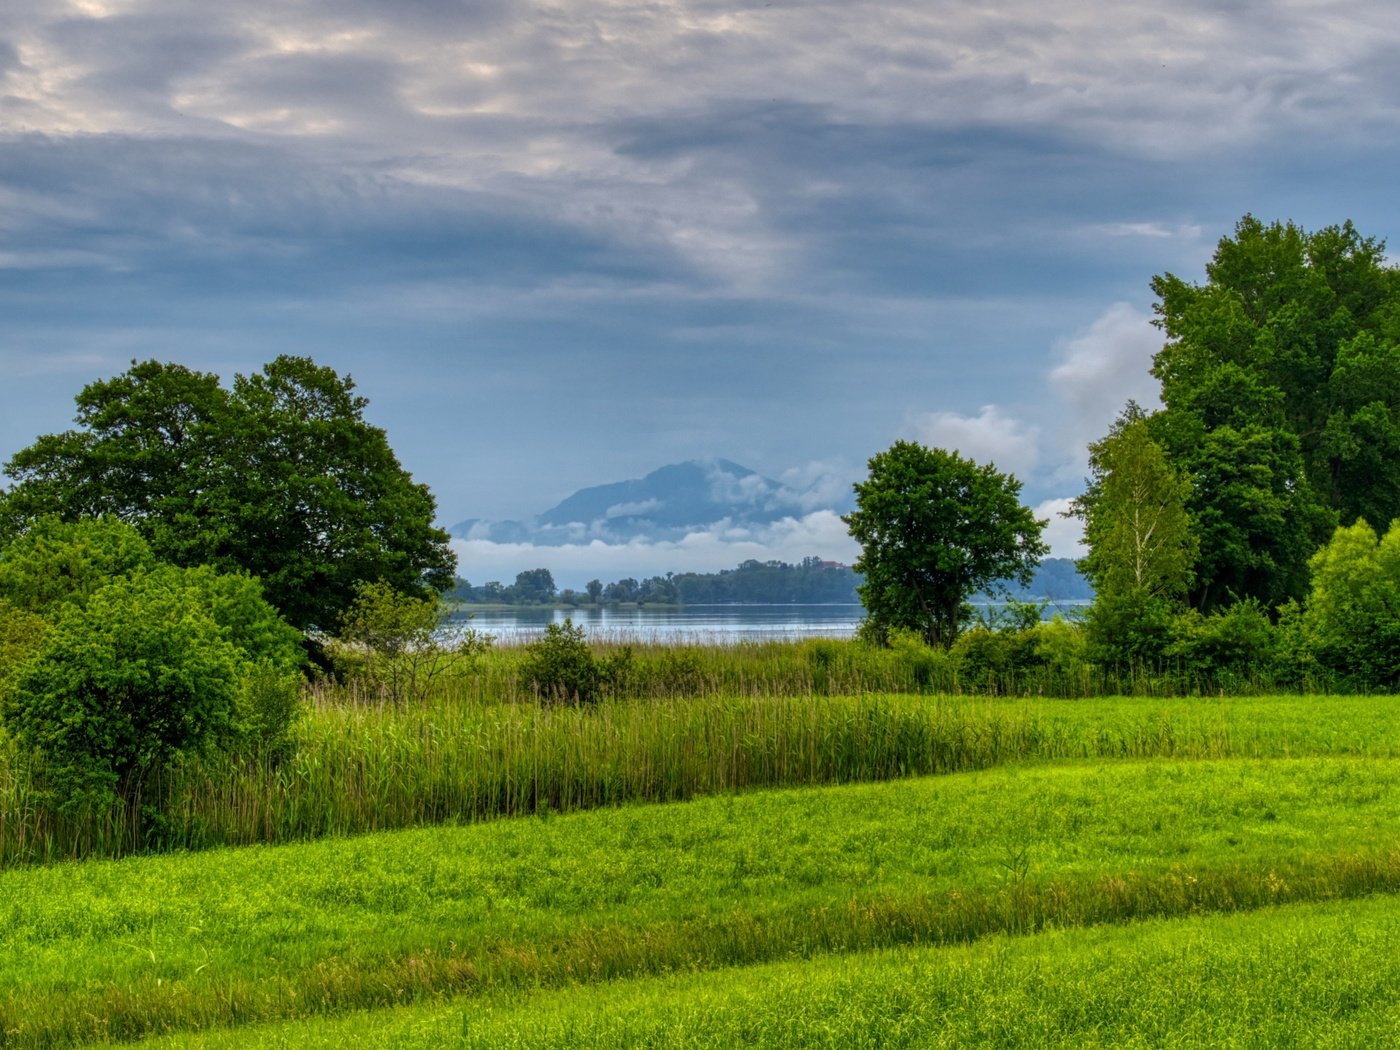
[1084,591,1176,668]
[1031,616,1089,676]
[519,619,601,704]
[337,580,489,705]
[2,565,304,810]
[1167,600,1277,686]
[884,628,953,690]
[0,515,155,615]
[952,625,1043,693]
[1303,519,1400,688]
[5,574,246,810]
[599,644,637,697]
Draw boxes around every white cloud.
[777,459,857,513]
[907,404,1041,479]
[1033,497,1086,560]
[1046,301,1163,478]
[452,510,859,590]
[604,498,662,519]
[705,465,773,506]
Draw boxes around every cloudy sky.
[4,0,1399,585]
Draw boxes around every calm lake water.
[452,600,1090,644]
[453,604,866,643]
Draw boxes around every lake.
[451,600,1090,644]
[453,604,866,643]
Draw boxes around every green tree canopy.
[1074,407,1196,604]
[843,440,1048,648]
[1147,215,1400,609]
[511,568,557,605]
[0,356,456,631]
[1301,518,1400,688]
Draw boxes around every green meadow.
[6,728,1400,1045]
[130,896,1400,1049]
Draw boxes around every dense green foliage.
[0,515,157,616]
[844,441,1048,647]
[0,518,303,813]
[1146,215,1400,611]
[3,564,301,811]
[1300,519,1400,687]
[516,619,607,704]
[6,756,1400,1045]
[9,582,238,809]
[0,356,456,631]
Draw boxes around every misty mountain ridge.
[451,458,852,545]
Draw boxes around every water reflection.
[450,600,1092,644]
[451,604,866,643]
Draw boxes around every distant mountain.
[452,458,839,545]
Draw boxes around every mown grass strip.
[7,691,1400,866]
[5,757,1400,1046]
[128,892,1400,1049]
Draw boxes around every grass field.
[5,655,1400,1047]
[128,894,1400,1048]
[7,752,1400,1046]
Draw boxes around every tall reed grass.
[347,634,1327,705]
[4,685,1397,867]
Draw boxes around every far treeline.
[450,557,1092,607]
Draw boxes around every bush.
[1302,519,1400,688]
[1167,601,1277,686]
[0,515,155,615]
[519,619,601,704]
[1031,616,1089,677]
[884,628,953,690]
[337,580,489,704]
[5,575,245,810]
[2,565,304,810]
[1084,591,1176,668]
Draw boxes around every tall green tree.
[1072,408,1197,663]
[843,440,1048,648]
[1074,408,1196,603]
[511,568,557,605]
[0,357,456,631]
[1148,215,1400,609]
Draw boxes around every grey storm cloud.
[3,0,1400,557]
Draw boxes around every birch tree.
[1074,408,1196,604]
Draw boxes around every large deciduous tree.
[1147,215,1400,610]
[843,440,1048,648]
[0,356,456,631]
